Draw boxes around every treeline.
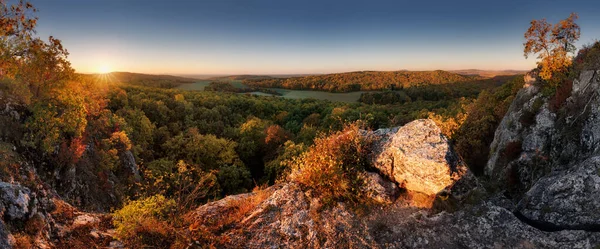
[109,72,197,88]
[243,70,480,92]
[204,81,281,95]
[359,76,513,105]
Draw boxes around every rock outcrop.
[486,69,600,231]
[370,119,476,197]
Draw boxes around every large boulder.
[370,119,473,196]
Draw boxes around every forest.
[243,70,481,92]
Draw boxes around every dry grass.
[184,186,271,248]
[13,234,33,249]
[51,198,77,224]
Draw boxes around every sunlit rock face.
[370,119,472,196]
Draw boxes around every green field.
[177,80,367,103]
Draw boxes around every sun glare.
[97,65,112,74]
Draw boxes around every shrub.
[289,122,372,207]
[112,194,176,245]
[549,79,573,112]
[571,41,600,78]
[143,160,221,209]
[519,110,537,127]
[264,141,307,184]
[503,141,523,161]
[217,164,252,195]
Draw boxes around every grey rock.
[0,220,15,249]
[373,200,600,249]
[121,150,140,181]
[0,182,33,220]
[370,119,472,196]
[517,156,600,229]
[485,68,600,232]
[573,70,596,94]
[361,172,399,204]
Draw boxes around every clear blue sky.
[32,0,600,74]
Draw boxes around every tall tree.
[1,0,73,101]
[524,13,580,81]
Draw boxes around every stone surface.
[361,172,399,204]
[517,156,600,229]
[370,119,471,196]
[370,199,600,249]
[121,150,141,181]
[0,220,15,249]
[485,68,600,232]
[72,214,100,229]
[0,182,33,220]
[189,180,600,249]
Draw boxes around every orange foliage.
[289,122,372,206]
[264,124,291,147]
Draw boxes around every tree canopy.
[524,13,580,82]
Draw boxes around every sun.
[97,64,112,74]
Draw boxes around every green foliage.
[112,194,176,244]
[110,72,196,88]
[217,164,252,195]
[144,160,221,209]
[116,108,155,156]
[23,87,88,154]
[264,141,307,184]
[163,128,242,170]
[453,76,523,175]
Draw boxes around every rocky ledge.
[188,116,600,248]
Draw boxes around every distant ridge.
[242,70,481,92]
[83,72,198,88]
[450,69,528,78]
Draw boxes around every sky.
[31,0,600,75]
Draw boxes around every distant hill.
[450,69,528,78]
[208,75,275,81]
[243,70,481,92]
[86,72,198,88]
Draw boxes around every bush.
[503,141,523,161]
[571,41,600,78]
[112,194,176,245]
[264,141,307,184]
[217,164,252,195]
[289,122,372,206]
[549,79,573,112]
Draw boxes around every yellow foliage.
[112,194,176,241]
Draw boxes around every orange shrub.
[289,122,372,206]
